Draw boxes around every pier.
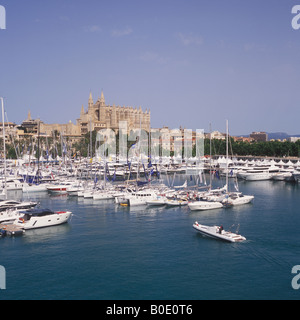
[0,224,25,236]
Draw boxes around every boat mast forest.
[2,129,300,160]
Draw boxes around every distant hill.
[267,132,290,140]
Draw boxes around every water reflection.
[22,223,71,244]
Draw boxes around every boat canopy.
[21,208,55,217]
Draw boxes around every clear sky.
[0,0,299,135]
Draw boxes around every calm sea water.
[1,175,300,300]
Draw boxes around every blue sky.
[0,0,299,135]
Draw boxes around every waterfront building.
[233,136,254,142]
[289,137,300,143]
[20,90,151,143]
[20,111,40,135]
[0,122,18,143]
[250,131,268,142]
[21,111,81,143]
[204,131,226,140]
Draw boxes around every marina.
[0,111,298,300]
[2,0,300,302]
[1,173,300,300]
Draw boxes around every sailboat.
[188,123,224,211]
[222,120,254,206]
[0,98,42,212]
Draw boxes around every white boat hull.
[165,199,188,206]
[128,198,148,206]
[146,198,166,206]
[47,186,68,194]
[93,192,114,200]
[188,201,223,211]
[22,184,48,193]
[0,210,22,223]
[225,194,254,206]
[193,222,246,242]
[123,190,158,207]
[14,211,72,230]
[243,173,273,181]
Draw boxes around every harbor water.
[1,175,300,300]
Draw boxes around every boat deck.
[0,224,25,236]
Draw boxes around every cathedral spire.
[100,90,105,107]
[88,91,94,109]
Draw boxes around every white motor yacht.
[22,183,49,193]
[237,166,279,181]
[0,179,23,191]
[14,208,72,230]
[0,199,37,212]
[271,167,294,181]
[67,185,85,196]
[223,193,254,206]
[120,189,158,206]
[0,209,22,224]
[165,198,188,207]
[92,189,115,200]
[146,195,167,206]
[46,183,70,194]
[188,200,223,211]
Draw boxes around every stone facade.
[21,111,81,143]
[20,91,151,142]
[76,91,151,134]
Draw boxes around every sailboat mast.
[1,97,7,199]
[37,119,40,184]
[209,123,212,189]
[226,119,229,193]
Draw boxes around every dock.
[0,224,25,237]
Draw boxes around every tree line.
[204,138,300,158]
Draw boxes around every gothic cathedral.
[76,91,151,135]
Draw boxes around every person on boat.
[219,225,223,234]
